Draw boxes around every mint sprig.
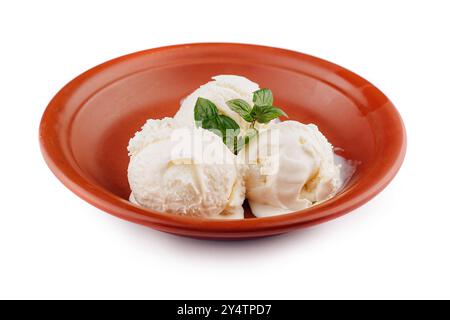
[193,88,287,155]
[226,88,287,151]
[227,88,287,125]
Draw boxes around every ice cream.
[127,75,352,220]
[175,75,262,131]
[239,120,342,217]
[127,118,245,219]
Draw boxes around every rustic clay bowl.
[39,43,406,239]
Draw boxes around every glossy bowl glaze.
[39,43,406,239]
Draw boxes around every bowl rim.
[39,42,407,238]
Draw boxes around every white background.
[1,0,449,300]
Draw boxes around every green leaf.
[253,88,273,106]
[252,105,288,123]
[194,97,219,127]
[226,99,253,122]
[218,114,240,131]
[200,117,222,131]
[193,96,241,152]
[193,91,286,154]
[218,115,240,151]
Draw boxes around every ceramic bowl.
[39,43,406,239]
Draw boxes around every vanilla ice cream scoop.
[127,118,245,219]
[175,75,261,131]
[239,120,341,217]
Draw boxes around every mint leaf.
[218,115,240,153]
[194,97,218,127]
[253,88,273,106]
[194,97,223,132]
[200,117,222,132]
[218,114,240,132]
[226,99,253,122]
[252,105,287,123]
[193,97,242,154]
[218,114,240,141]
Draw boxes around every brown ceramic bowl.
[39,43,406,239]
